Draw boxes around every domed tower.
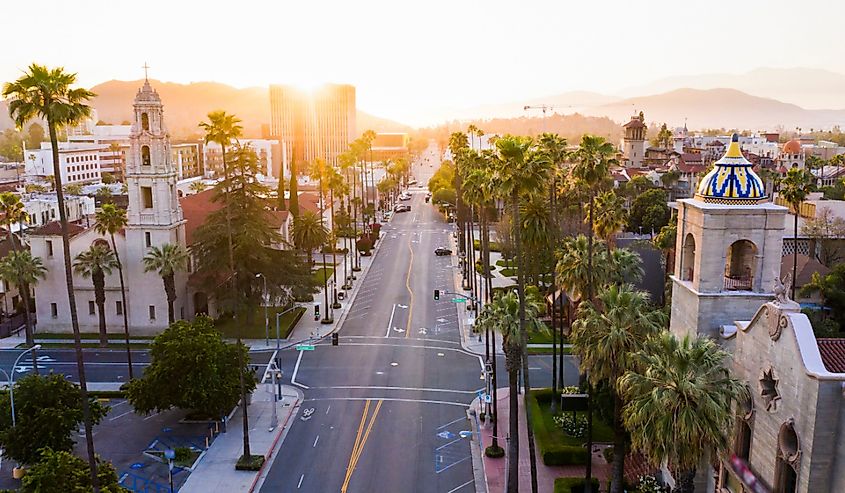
[124,79,188,332]
[776,139,805,172]
[670,134,787,339]
[621,112,647,168]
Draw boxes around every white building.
[68,124,132,179]
[22,193,95,230]
[24,142,105,185]
[30,80,189,335]
[203,139,282,180]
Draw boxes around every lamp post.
[255,273,269,346]
[274,304,299,350]
[3,344,42,428]
[269,363,278,430]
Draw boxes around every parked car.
[434,247,453,256]
[399,193,411,201]
[394,204,411,213]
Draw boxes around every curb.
[467,397,489,493]
[248,387,304,493]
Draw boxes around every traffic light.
[434,289,440,300]
[332,332,339,346]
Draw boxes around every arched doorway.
[681,233,696,281]
[774,420,800,493]
[724,240,757,291]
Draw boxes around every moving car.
[434,247,452,256]
[394,204,411,213]
[399,193,412,201]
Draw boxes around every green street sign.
[295,344,315,351]
[451,298,467,303]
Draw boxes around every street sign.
[451,298,466,303]
[295,344,315,351]
[484,394,492,403]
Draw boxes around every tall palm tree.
[292,210,328,265]
[779,168,812,299]
[571,284,664,493]
[0,250,46,347]
[74,243,119,347]
[620,333,747,493]
[199,110,256,460]
[3,64,102,489]
[494,135,551,493]
[593,190,626,251]
[569,134,615,491]
[94,204,135,378]
[0,192,34,342]
[143,243,188,325]
[326,166,347,308]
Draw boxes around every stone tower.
[669,133,787,340]
[621,112,647,168]
[124,80,188,332]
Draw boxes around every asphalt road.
[260,145,578,493]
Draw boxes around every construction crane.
[523,104,571,132]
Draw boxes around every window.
[141,112,150,131]
[149,305,156,320]
[724,240,758,291]
[145,231,152,247]
[142,145,151,166]
[142,186,153,209]
[89,301,96,315]
[50,303,58,318]
[46,240,53,257]
[681,233,696,281]
[116,301,123,316]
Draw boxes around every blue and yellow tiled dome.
[695,133,767,205]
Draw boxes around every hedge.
[473,239,501,252]
[553,477,600,493]
[527,390,589,466]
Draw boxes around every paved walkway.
[180,385,303,493]
[476,388,610,493]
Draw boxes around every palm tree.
[143,243,188,325]
[620,333,747,493]
[189,181,207,194]
[593,190,626,251]
[0,251,46,347]
[292,210,328,265]
[0,192,35,343]
[199,111,256,460]
[571,284,665,493]
[74,243,119,347]
[94,204,134,378]
[779,168,812,299]
[494,135,551,493]
[3,64,102,489]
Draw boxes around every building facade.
[621,113,647,168]
[269,84,356,166]
[25,143,104,185]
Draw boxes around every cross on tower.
[142,62,150,81]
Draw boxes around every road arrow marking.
[397,304,408,308]
[418,328,428,335]
[393,327,405,333]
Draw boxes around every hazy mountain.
[620,67,845,110]
[585,88,845,131]
[450,90,620,121]
[84,79,410,139]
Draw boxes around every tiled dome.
[695,133,767,205]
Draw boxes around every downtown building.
[269,84,356,167]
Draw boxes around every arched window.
[774,420,800,493]
[141,145,151,166]
[681,233,696,281]
[141,112,150,131]
[724,240,757,291]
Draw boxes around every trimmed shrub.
[554,477,600,493]
[235,454,265,471]
[528,390,589,466]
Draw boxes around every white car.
[399,193,411,201]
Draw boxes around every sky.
[2,0,845,126]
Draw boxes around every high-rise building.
[269,84,356,166]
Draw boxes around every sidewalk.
[179,384,303,493]
[475,388,610,493]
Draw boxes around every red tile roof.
[179,189,222,246]
[623,118,646,129]
[27,221,88,238]
[267,210,290,229]
[817,339,845,373]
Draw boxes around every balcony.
[724,275,753,291]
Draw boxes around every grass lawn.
[500,268,517,277]
[528,346,571,355]
[313,267,335,284]
[30,342,151,349]
[36,333,155,340]
[527,329,555,344]
[216,306,306,340]
[533,388,614,447]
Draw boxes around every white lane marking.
[298,474,304,488]
[436,456,472,474]
[109,410,133,421]
[304,397,470,408]
[337,335,461,346]
[384,303,397,338]
[313,435,319,447]
[313,385,477,394]
[436,437,463,451]
[448,479,475,492]
[325,405,331,415]
[437,416,467,430]
[143,412,161,421]
[291,350,309,389]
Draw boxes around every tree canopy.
[126,316,255,418]
[21,448,122,493]
[627,188,670,234]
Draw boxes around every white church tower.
[670,134,787,340]
[124,80,188,332]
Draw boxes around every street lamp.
[1,345,42,428]
[274,304,300,350]
[255,273,269,346]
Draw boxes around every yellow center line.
[405,232,415,338]
[341,400,370,490]
[340,399,383,492]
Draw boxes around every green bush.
[528,390,589,466]
[473,239,501,252]
[235,454,265,471]
[554,477,600,493]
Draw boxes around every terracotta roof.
[27,221,88,238]
[0,235,24,257]
[623,118,646,129]
[293,192,321,215]
[780,254,830,287]
[179,189,222,246]
[267,210,290,229]
[817,339,845,373]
